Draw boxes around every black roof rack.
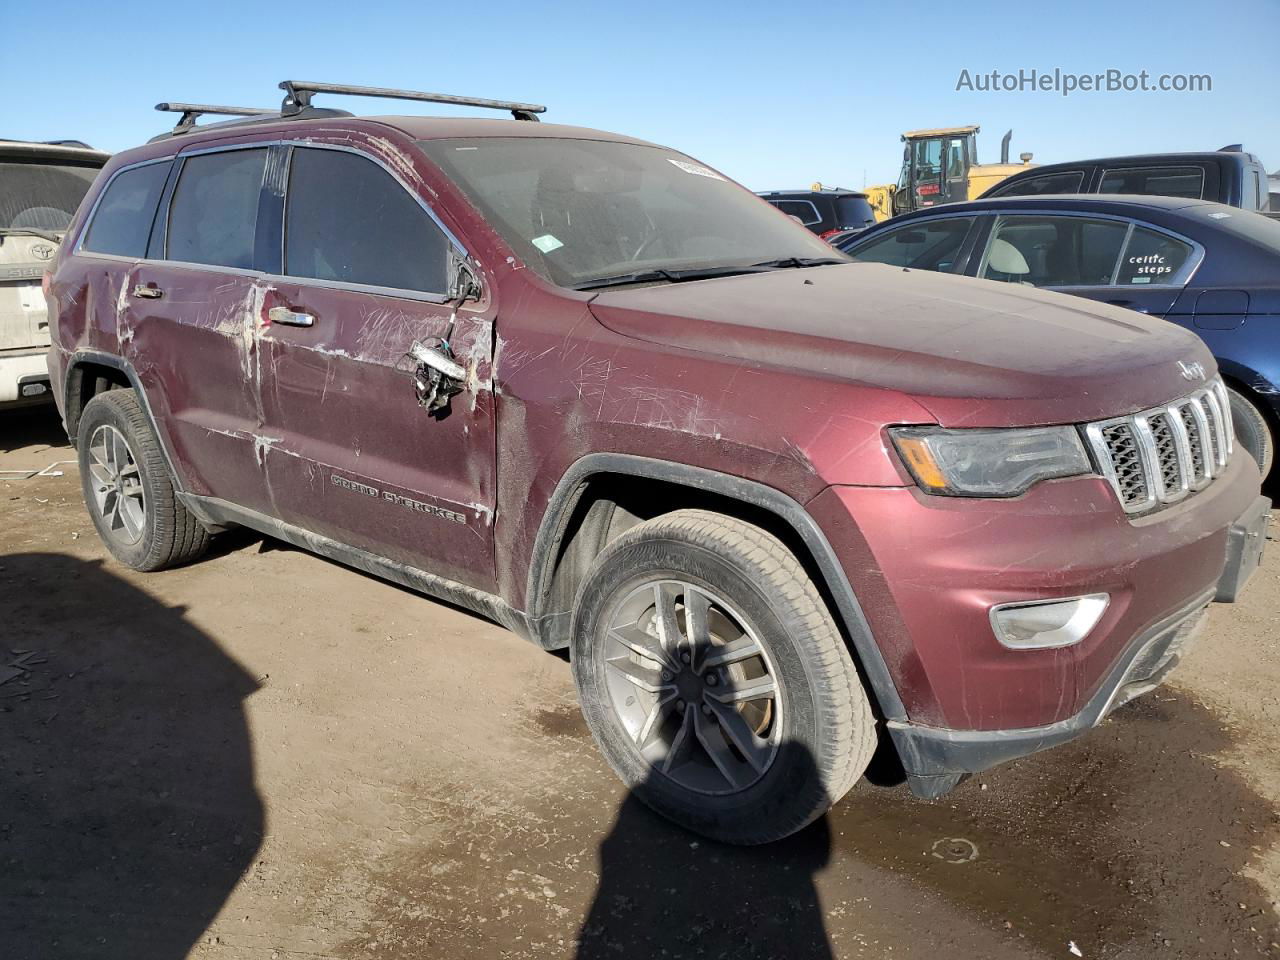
[278,80,546,122]
[155,102,278,135]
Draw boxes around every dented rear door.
[122,145,275,513]
[255,143,498,592]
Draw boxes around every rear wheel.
[571,509,875,845]
[77,390,209,571]
[1226,386,1273,478]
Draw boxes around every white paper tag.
[667,158,726,181]
[532,234,564,253]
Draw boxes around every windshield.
[1,159,101,233]
[417,137,840,288]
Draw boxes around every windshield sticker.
[667,158,726,181]
[1207,211,1231,220]
[532,234,564,253]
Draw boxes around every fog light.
[989,594,1109,650]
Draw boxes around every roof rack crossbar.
[156,102,278,135]
[278,81,546,122]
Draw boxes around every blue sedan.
[837,195,1280,475]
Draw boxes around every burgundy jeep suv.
[46,82,1269,844]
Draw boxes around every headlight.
[890,426,1092,497]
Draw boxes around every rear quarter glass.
[81,162,171,258]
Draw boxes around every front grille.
[1086,379,1233,515]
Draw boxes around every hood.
[588,263,1215,427]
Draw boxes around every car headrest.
[987,237,1030,275]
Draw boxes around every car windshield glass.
[417,137,840,288]
[0,159,101,233]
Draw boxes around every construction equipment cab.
[883,125,1034,218]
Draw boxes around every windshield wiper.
[0,227,62,243]
[574,263,775,291]
[575,269,680,291]
[749,256,847,269]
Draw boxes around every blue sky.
[4,0,1277,191]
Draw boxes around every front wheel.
[571,509,875,845]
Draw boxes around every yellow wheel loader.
[864,126,1035,221]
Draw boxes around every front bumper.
[889,587,1213,798]
[808,452,1267,796]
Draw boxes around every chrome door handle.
[268,306,315,327]
[132,284,163,299]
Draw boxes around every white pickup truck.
[1,140,108,406]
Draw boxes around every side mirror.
[450,257,482,302]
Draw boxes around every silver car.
[1,139,108,406]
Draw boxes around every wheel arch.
[525,453,907,722]
[63,350,187,494]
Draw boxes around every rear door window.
[770,200,822,225]
[1099,165,1205,199]
[978,215,1128,286]
[167,148,268,269]
[81,161,171,258]
[1116,226,1194,284]
[990,170,1086,197]
[847,216,975,272]
[284,147,449,294]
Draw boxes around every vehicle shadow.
[0,553,263,959]
[0,404,68,455]
[576,743,835,960]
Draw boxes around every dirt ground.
[2,403,1278,960]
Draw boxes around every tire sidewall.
[572,534,833,840]
[1227,387,1273,477]
[77,394,161,569]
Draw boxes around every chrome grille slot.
[1086,378,1231,516]
[1146,412,1185,497]
[1100,422,1149,508]
[1175,401,1209,486]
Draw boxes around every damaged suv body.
[47,83,1268,844]
[2,140,108,406]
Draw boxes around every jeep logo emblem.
[1178,360,1206,381]
[30,243,55,261]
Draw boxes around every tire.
[571,509,875,845]
[1226,386,1273,478]
[77,390,210,571]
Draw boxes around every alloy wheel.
[87,424,147,545]
[602,579,782,795]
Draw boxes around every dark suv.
[47,82,1268,844]
[757,188,877,239]
[983,147,1271,211]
